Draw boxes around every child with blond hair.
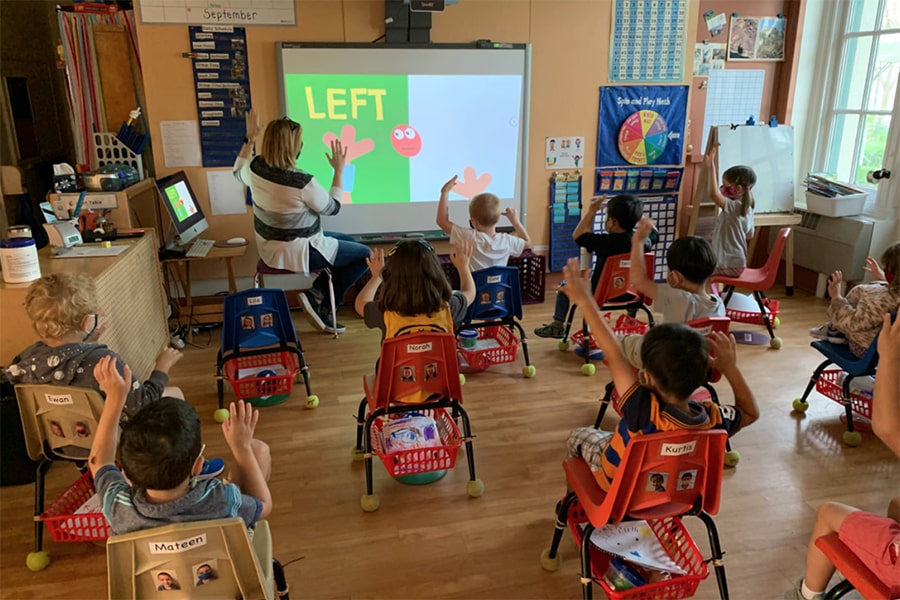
[436,175,531,270]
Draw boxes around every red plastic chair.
[814,532,897,599]
[711,227,791,349]
[561,253,656,376]
[352,332,483,511]
[540,430,730,600]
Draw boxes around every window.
[822,0,899,185]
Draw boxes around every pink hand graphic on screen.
[452,166,493,199]
[322,125,375,203]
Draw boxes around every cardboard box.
[805,191,866,217]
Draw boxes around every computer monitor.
[156,171,209,248]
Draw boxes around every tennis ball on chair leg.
[214,408,230,423]
[26,551,50,571]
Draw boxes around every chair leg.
[324,269,338,340]
[824,579,855,600]
[841,376,856,434]
[254,272,264,288]
[696,511,729,600]
[753,291,776,340]
[799,359,834,404]
[546,490,577,559]
[509,319,531,368]
[594,382,615,428]
[580,521,595,600]
[34,459,51,553]
[562,305,578,343]
[722,286,735,306]
[582,318,591,366]
[456,403,478,483]
[216,351,225,410]
[363,416,376,496]
[354,398,368,451]
[273,558,290,600]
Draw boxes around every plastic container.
[815,369,873,419]
[603,557,646,591]
[458,329,478,349]
[0,236,41,283]
[42,471,112,542]
[222,351,299,407]
[370,408,461,477]
[570,313,650,350]
[726,298,780,327]
[456,326,520,371]
[805,191,866,217]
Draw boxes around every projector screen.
[276,43,531,236]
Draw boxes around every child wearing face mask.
[3,273,184,423]
[704,145,756,277]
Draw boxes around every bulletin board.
[138,0,296,26]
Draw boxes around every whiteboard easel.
[714,124,795,213]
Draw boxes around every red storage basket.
[815,369,873,419]
[726,298,780,326]
[571,313,650,350]
[42,471,112,542]
[457,326,520,371]
[223,351,299,401]
[370,408,462,476]
[567,501,708,599]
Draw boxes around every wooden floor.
[1,284,897,599]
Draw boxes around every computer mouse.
[226,237,247,245]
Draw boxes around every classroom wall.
[133,0,710,282]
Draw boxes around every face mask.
[720,184,739,199]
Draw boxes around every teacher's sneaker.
[319,306,346,335]
[298,291,326,332]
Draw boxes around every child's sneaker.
[809,324,847,344]
[198,458,225,481]
[534,322,565,338]
[784,581,824,600]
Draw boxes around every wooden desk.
[0,232,169,379]
[162,244,248,343]
[750,212,803,296]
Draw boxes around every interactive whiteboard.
[714,124,794,213]
[277,43,531,236]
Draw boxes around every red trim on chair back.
[711,227,791,289]
[592,253,655,306]
[815,532,895,599]
[564,430,728,528]
[368,332,463,410]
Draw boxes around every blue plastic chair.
[216,288,317,412]
[792,312,895,446]
[460,266,534,377]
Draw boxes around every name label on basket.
[44,394,73,405]
[150,533,207,554]
[487,275,501,284]
[406,342,433,353]
[661,441,696,456]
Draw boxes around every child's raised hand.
[366,248,385,278]
[93,356,131,406]
[558,257,591,303]
[441,175,458,195]
[707,331,738,374]
[155,347,182,373]
[502,207,521,223]
[450,238,473,271]
[222,400,259,452]
[827,270,843,299]
[864,256,886,281]
[635,216,655,241]
[587,195,606,213]
[877,313,900,361]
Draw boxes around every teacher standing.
[234,109,370,334]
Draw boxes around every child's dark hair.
[667,236,717,284]
[119,397,201,490]
[640,323,709,399]
[607,194,642,231]
[722,165,756,216]
[378,240,452,316]
[881,242,900,292]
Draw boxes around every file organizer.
[548,173,583,272]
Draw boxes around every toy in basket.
[567,313,651,353]
[371,409,462,484]
[41,471,112,545]
[458,266,535,377]
[216,289,317,418]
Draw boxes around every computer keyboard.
[185,239,214,258]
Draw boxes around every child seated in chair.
[558,258,758,490]
[786,314,900,600]
[534,194,657,339]
[4,273,182,422]
[619,217,725,367]
[89,356,272,535]
[808,242,900,357]
[437,175,531,271]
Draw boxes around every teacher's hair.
[259,118,303,170]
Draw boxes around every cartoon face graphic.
[391,125,422,157]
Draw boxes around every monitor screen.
[156,171,208,246]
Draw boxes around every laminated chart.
[610,0,688,82]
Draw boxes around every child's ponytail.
[722,165,757,217]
